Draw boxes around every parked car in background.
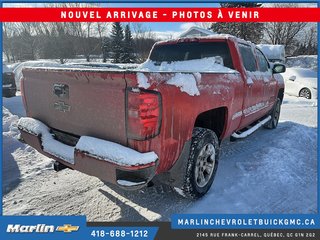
[2,64,17,98]
[281,67,317,99]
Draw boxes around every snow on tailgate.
[18,117,158,166]
[76,136,158,166]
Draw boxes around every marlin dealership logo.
[6,224,79,233]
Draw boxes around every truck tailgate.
[22,68,127,145]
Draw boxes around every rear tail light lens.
[126,88,162,140]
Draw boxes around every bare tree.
[3,23,17,62]
[131,23,158,62]
[211,3,264,43]
[263,3,308,54]
[264,22,307,52]
[48,2,101,62]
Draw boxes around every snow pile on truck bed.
[136,72,200,96]
[137,57,236,73]
[136,57,236,96]
[167,73,200,96]
[76,136,158,166]
[136,72,151,89]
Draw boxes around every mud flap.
[154,140,191,188]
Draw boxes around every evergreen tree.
[121,24,136,63]
[211,3,264,43]
[110,22,124,63]
[102,37,110,62]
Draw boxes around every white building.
[179,26,216,38]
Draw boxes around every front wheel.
[299,88,311,99]
[178,127,219,199]
[264,98,281,129]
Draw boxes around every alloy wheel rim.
[300,89,311,99]
[274,103,280,126]
[195,143,215,188]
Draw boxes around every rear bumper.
[18,117,158,190]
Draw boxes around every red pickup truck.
[18,35,285,199]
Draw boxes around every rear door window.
[239,44,257,72]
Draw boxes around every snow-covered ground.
[2,94,317,220]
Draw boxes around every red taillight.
[126,88,162,140]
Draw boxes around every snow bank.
[2,96,26,118]
[167,73,200,96]
[286,55,317,71]
[76,136,158,166]
[3,107,20,138]
[2,106,52,194]
[138,57,237,73]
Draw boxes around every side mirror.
[288,75,296,81]
[272,63,286,74]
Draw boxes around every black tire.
[299,88,311,99]
[264,98,281,129]
[179,127,219,199]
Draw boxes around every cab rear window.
[150,42,234,69]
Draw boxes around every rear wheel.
[264,98,281,129]
[178,127,219,199]
[299,88,311,99]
